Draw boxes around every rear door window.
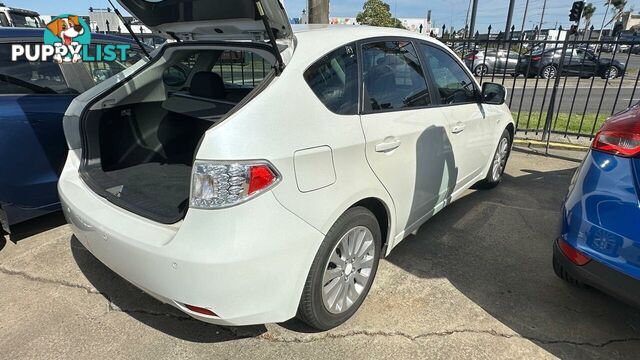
[361,40,431,111]
[0,44,80,95]
[304,43,359,115]
[419,44,478,105]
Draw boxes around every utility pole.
[308,0,329,24]
[519,0,530,37]
[598,3,610,41]
[539,0,547,31]
[505,0,516,38]
[468,0,478,37]
[464,0,472,36]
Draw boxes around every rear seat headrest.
[190,72,226,99]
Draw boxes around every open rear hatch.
[117,0,291,71]
[77,0,291,224]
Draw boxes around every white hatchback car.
[59,0,514,330]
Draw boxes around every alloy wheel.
[492,137,510,182]
[542,65,556,79]
[322,226,375,314]
[475,64,488,76]
[606,66,618,79]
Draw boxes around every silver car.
[465,49,520,76]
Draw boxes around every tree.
[356,0,405,28]
[582,3,596,32]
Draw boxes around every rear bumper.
[554,239,640,307]
[59,151,325,326]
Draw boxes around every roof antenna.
[106,0,151,59]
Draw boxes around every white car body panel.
[59,24,515,326]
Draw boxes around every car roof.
[0,27,138,44]
[290,24,445,65]
[292,24,439,45]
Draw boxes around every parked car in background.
[0,3,44,28]
[554,102,640,307]
[619,35,640,53]
[0,28,144,233]
[516,46,626,79]
[464,49,520,76]
[59,0,515,331]
[598,42,615,53]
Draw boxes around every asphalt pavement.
[2,148,640,359]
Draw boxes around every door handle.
[375,139,401,153]
[451,124,466,134]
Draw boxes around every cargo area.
[79,46,274,223]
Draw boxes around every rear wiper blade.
[106,0,152,60]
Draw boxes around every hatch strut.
[254,0,285,74]
[106,0,151,60]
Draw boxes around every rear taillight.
[531,55,542,61]
[466,55,478,60]
[592,114,640,157]
[558,238,591,266]
[190,161,280,209]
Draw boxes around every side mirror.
[481,82,506,105]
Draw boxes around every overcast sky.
[13,0,640,32]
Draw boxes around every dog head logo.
[46,16,87,45]
[44,15,90,63]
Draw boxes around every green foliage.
[583,3,596,30]
[356,0,405,28]
[583,3,596,20]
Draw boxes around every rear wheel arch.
[505,123,515,140]
[350,198,391,255]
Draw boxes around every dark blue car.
[554,102,640,306]
[0,28,144,233]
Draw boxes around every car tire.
[553,254,587,288]
[541,64,557,79]
[474,64,489,76]
[476,129,512,189]
[297,207,382,330]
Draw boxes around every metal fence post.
[543,27,570,150]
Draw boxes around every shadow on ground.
[70,237,267,343]
[386,165,640,358]
[68,150,640,356]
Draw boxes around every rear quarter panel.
[195,42,396,250]
[0,95,74,223]
[563,150,640,279]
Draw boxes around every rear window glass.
[0,44,79,95]
[83,45,145,84]
[304,43,359,115]
[211,50,272,88]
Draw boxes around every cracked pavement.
[2,148,640,359]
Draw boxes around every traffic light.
[569,1,585,22]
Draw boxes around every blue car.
[554,102,640,305]
[0,28,145,233]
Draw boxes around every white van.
[0,4,44,28]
